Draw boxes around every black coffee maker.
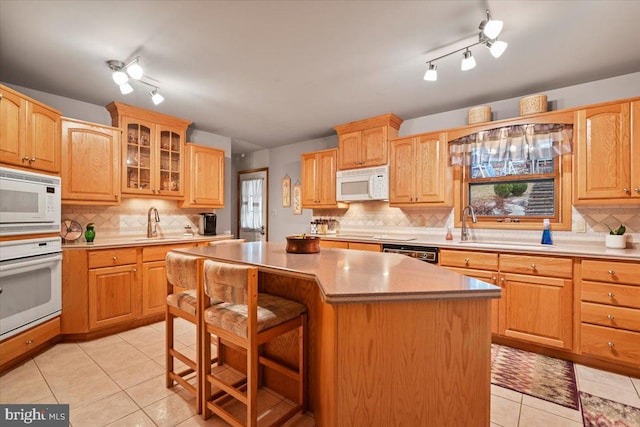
[198,213,217,235]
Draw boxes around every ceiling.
[2,1,640,154]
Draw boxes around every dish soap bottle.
[541,219,553,245]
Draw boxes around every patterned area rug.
[491,344,579,410]
[580,392,640,427]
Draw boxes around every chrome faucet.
[461,205,477,241]
[147,207,160,238]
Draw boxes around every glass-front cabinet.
[107,102,191,199]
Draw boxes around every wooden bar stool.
[199,259,307,427]
[165,252,208,412]
[165,240,247,413]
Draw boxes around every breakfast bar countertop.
[174,241,501,304]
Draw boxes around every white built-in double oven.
[0,166,62,340]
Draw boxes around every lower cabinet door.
[500,273,573,349]
[88,265,137,330]
[142,260,169,317]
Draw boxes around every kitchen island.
[174,242,501,426]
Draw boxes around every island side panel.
[258,271,337,424]
[335,298,491,427]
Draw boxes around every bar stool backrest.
[166,252,201,290]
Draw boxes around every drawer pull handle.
[500,277,505,283]
[531,263,537,270]
[132,268,137,273]
[113,256,117,261]
[607,314,615,320]
[464,258,470,264]
[608,270,615,275]
[623,188,629,193]
[607,341,615,347]
[607,292,615,298]
[25,340,33,345]
[635,188,640,194]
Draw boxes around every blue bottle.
[541,219,553,245]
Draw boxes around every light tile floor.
[1,319,638,426]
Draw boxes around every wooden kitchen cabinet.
[440,250,500,334]
[63,242,204,336]
[579,259,640,366]
[301,148,340,208]
[333,113,402,170]
[499,254,573,349]
[106,102,191,199]
[0,84,61,173]
[574,100,640,203]
[0,317,60,373]
[178,143,225,208]
[389,132,451,207]
[61,118,121,205]
[88,264,138,330]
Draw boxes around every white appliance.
[0,166,61,236]
[0,237,62,340]
[336,165,389,202]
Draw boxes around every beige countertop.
[62,234,233,249]
[318,233,640,261]
[174,241,501,304]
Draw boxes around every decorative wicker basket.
[519,94,548,116]
[467,106,492,124]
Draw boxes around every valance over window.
[449,124,573,169]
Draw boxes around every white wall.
[400,72,640,136]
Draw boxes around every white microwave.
[0,167,61,236]
[336,165,389,202]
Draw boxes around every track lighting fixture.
[106,57,166,104]
[422,9,507,82]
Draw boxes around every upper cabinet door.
[575,102,633,202]
[415,133,449,204]
[61,118,120,205]
[338,131,362,170]
[123,118,155,196]
[27,102,61,173]
[0,87,26,167]
[389,137,415,203]
[179,143,224,208]
[301,152,319,206]
[631,101,640,199]
[157,126,184,197]
[361,126,387,167]
[317,149,337,205]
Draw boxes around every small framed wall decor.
[282,175,291,207]
[293,182,302,215]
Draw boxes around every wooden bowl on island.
[286,235,320,254]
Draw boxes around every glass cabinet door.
[125,122,153,193]
[159,130,181,194]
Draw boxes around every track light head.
[423,63,438,81]
[461,49,476,71]
[480,9,503,40]
[150,89,164,105]
[126,57,144,80]
[119,83,134,94]
[486,39,508,58]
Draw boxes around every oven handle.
[0,253,62,272]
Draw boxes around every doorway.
[237,168,268,242]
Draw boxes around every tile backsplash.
[62,199,218,238]
[314,202,640,245]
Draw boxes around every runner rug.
[490,343,579,410]
[580,392,640,427]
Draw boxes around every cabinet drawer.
[499,254,572,278]
[582,260,640,286]
[320,240,349,249]
[581,281,640,309]
[0,318,60,366]
[88,248,137,268]
[348,242,381,252]
[581,323,640,366]
[142,243,197,262]
[581,302,640,332]
[439,250,498,270]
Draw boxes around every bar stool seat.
[200,259,307,427]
